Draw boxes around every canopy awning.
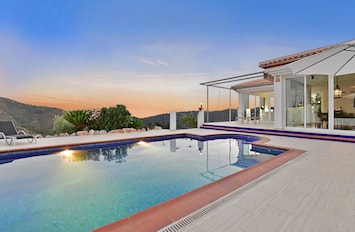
[200,71,265,90]
[286,40,355,76]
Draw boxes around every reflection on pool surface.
[0,136,283,232]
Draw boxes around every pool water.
[0,137,281,232]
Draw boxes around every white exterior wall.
[266,66,293,129]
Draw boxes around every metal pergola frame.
[200,71,264,122]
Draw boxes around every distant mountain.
[141,113,170,129]
[0,96,238,134]
[0,97,64,134]
[141,109,238,129]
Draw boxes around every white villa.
[202,39,355,135]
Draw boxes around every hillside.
[0,97,64,134]
[141,109,238,129]
[0,97,238,134]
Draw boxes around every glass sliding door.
[334,73,355,130]
[306,75,329,129]
[286,77,304,127]
[249,94,261,121]
[285,73,355,131]
[241,94,261,122]
[259,93,274,122]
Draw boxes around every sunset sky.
[1,0,354,117]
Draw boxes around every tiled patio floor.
[182,128,355,232]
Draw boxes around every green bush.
[180,113,197,128]
[64,110,89,131]
[54,105,144,133]
[129,117,143,129]
[53,115,75,134]
[89,104,135,131]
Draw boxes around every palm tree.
[64,110,89,131]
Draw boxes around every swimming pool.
[0,134,284,232]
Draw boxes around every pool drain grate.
[158,178,260,232]
[159,203,222,232]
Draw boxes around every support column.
[238,93,245,120]
[206,86,209,122]
[229,89,232,121]
[170,112,176,131]
[267,93,271,121]
[197,110,205,128]
[274,75,283,129]
[328,75,334,131]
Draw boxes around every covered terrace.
[201,39,355,136]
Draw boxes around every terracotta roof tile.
[258,43,341,69]
[232,78,273,90]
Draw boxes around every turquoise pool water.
[0,136,280,232]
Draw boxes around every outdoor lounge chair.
[0,121,37,146]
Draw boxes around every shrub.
[129,117,143,129]
[55,105,143,133]
[53,115,75,134]
[64,110,89,131]
[180,113,197,128]
[90,105,133,131]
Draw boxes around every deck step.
[201,124,355,143]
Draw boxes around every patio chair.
[0,121,37,146]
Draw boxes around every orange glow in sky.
[13,85,236,118]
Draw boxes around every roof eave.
[258,43,342,69]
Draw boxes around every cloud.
[134,56,169,66]
[155,59,169,66]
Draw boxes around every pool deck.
[1,124,355,232]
